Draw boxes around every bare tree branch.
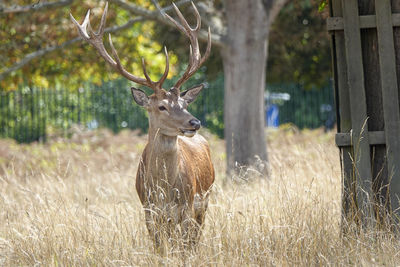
[261,0,274,11]
[259,0,289,39]
[269,0,289,23]
[0,0,73,14]
[195,2,226,41]
[0,17,144,82]
[151,0,165,17]
[109,0,226,48]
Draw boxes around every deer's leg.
[146,202,181,254]
[144,209,160,247]
[145,207,166,254]
[180,204,203,249]
[194,193,209,225]
[192,196,209,245]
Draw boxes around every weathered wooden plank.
[342,0,374,223]
[330,0,356,225]
[327,16,344,31]
[331,2,351,133]
[327,15,374,31]
[327,13,400,31]
[335,131,386,147]
[375,0,400,219]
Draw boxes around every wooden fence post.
[330,0,359,225]
[375,0,400,222]
[330,0,400,226]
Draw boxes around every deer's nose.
[189,119,201,130]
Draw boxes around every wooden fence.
[329,0,400,225]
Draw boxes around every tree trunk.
[221,0,270,173]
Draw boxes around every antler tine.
[70,10,91,39]
[96,1,108,36]
[139,47,170,90]
[199,27,212,66]
[166,2,211,90]
[70,3,164,90]
[171,2,192,32]
[164,8,187,34]
[174,44,193,89]
[108,34,124,71]
[157,47,170,87]
[191,1,201,32]
[141,58,153,85]
[170,2,200,57]
[189,45,194,66]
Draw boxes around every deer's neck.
[146,127,179,180]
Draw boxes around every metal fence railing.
[0,77,224,143]
[266,82,335,130]
[0,82,145,143]
[0,77,334,143]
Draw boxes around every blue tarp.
[266,104,279,128]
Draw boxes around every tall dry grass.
[0,127,399,266]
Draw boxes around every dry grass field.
[0,126,400,266]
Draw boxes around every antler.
[165,2,211,91]
[70,2,169,91]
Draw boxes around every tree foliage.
[0,0,178,91]
[267,0,331,89]
[1,0,331,91]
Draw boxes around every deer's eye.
[158,106,167,111]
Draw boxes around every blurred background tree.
[0,0,176,90]
[267,0,331,89]
[0,0,331,171]
[0,0,330,89]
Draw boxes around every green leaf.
[318,1,327,12]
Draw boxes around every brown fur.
[71,0,214,252]
[136,124,214,250]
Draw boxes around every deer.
[70,2,215,251]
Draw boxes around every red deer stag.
[70,2,215,250]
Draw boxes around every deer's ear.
[131,87,149,107]
[180,84,204,104]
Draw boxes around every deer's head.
[70,2,211,137]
